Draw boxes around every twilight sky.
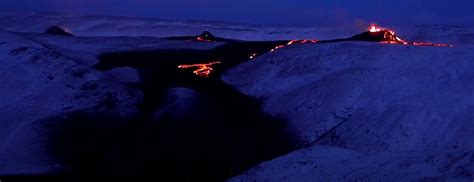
[1,0,473,26]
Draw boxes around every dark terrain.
[41,40,299,181]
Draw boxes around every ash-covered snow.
[224,31,474,180]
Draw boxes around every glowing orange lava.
[178,25,452,78]
[270,39,319,52]
[178,61,221,77]
[369,24,383,33]
[249,53,258,59]
[368,24,452,47]
[196,36,213,42]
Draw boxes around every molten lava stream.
[270,39,319,52]
[196,36,213,42]
[249,53,258,59]
[249,40,319,60]
[178,61,222,77]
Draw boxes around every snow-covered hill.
[0,30,146,174]
[0,27,221,175]
[1,10,473,180]
[224,31,474,180]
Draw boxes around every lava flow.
[249,53,258,59]
[270,39,319,52]
[178,61,222,77]
[177,25,452,78]
[196,36,213,42]
[248,39,319,59]
[366,24,452,47]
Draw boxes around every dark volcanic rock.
[349,30,389,42]
[197,30,216,40]
[164,30,240,43]
[44,26,74,36]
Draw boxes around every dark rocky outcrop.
[44,26,74,36]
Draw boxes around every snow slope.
[224,32,474,180]
[0,16,229,174]
[0,26,224,173]
[0,11,229,174]
[229,146,474,181]
[0,30,148,174]
[1,11,473,180]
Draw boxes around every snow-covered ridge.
[224,41,474,149]
[2,10,472,43]
[224,32,474,180]
[0,10,326,40]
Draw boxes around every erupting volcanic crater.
[350,25,404,43]
[348,24,453,47]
